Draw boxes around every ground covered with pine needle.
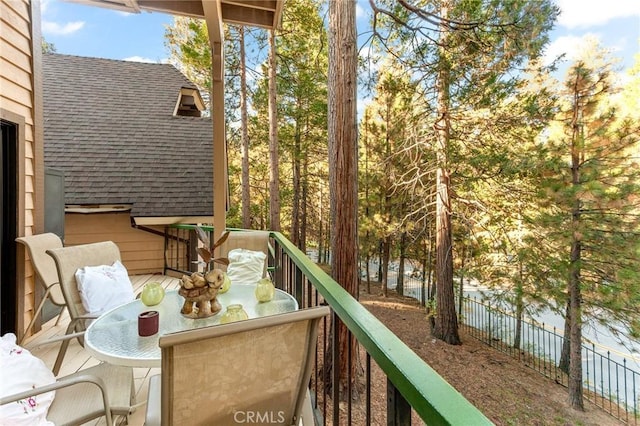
[359,282,623,425]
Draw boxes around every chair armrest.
[144,374,162,426]
[75,313,99,321]
[0,374,113,425]
[66,314,99,332]
[34,331,85,347]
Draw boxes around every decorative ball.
[141,282,165,306]
[255,278,275,303]
[219,272,232,294]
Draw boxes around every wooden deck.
[20,273,181,426]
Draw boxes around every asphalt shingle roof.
[43,53,214,218]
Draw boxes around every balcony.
[21,229,491,425]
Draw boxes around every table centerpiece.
[179,229,230,318]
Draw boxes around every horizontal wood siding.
[1,0,39,338]
[64,213,166,274]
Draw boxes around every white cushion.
[0,333,55,426]
[226,249,267,285]
[75,260,135,316]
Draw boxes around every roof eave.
[69,0,284,29]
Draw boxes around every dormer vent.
[174,87,205,117]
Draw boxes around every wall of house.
[1,0,44,338]
[64,212,167,275]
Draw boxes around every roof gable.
[43,53,214,219]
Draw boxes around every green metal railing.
[165,225,492,425]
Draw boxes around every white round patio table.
[84,284,298,368]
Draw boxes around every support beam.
[202,0,227,245]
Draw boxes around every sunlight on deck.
[21,274,181,426]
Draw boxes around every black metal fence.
[163,225,197,276]
[460,295,640,424]
[396,274,640,425]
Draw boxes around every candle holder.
[138,310,159,336]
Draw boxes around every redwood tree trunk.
[568,82,584,410]
[381,236,390,297]
[432,2,461,345]
[268,29,281,232]
[240,27,251,229]
[326,0,359,397]
[292,113,302,247]
[397,231,407,296]
[513,265,524,350]
[568,237,584,410]
[559,301,571,375]
[300,155,308,252]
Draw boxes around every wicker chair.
[145,306,330,426]
[15,233,66,344]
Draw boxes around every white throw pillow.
[226,249,267,285]
[0,333,55,426]
[75,260,135,316]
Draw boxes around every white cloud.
[123,56,162,63]
[41,20,85,36]
[356,3,366,20]
[40,0,50,14]
[541,32,631,67]
[556,0,640,29]
[543,34,588,65]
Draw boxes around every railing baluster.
[587,344,593,406]
[545,323,550,376]
[387,378,411,426]
[625,360,630,422]
[592,342,597,404]
[347,330,352,424]
[366,352,371,426]
[295,264,303,308]
[616,361,620,418]
[332,312,340,426]
[633,372,637,425]
[323,312,328,426]
[600,351,604,408]
[609,351,613,412]
[488,302,491,344]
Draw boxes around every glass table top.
[84,284,298,367]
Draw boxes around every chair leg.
[19,289,51,345]
[54,306,67,326]
[52,322,76,375]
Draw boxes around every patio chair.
[46,241,126,375]
[0,335,135,425]
[220,230,272,278]
[145,305,330,426]
[15,233,66,344]
[220,230,271,257]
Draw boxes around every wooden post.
[203,1,226,246]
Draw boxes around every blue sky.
[42,0,639,73]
